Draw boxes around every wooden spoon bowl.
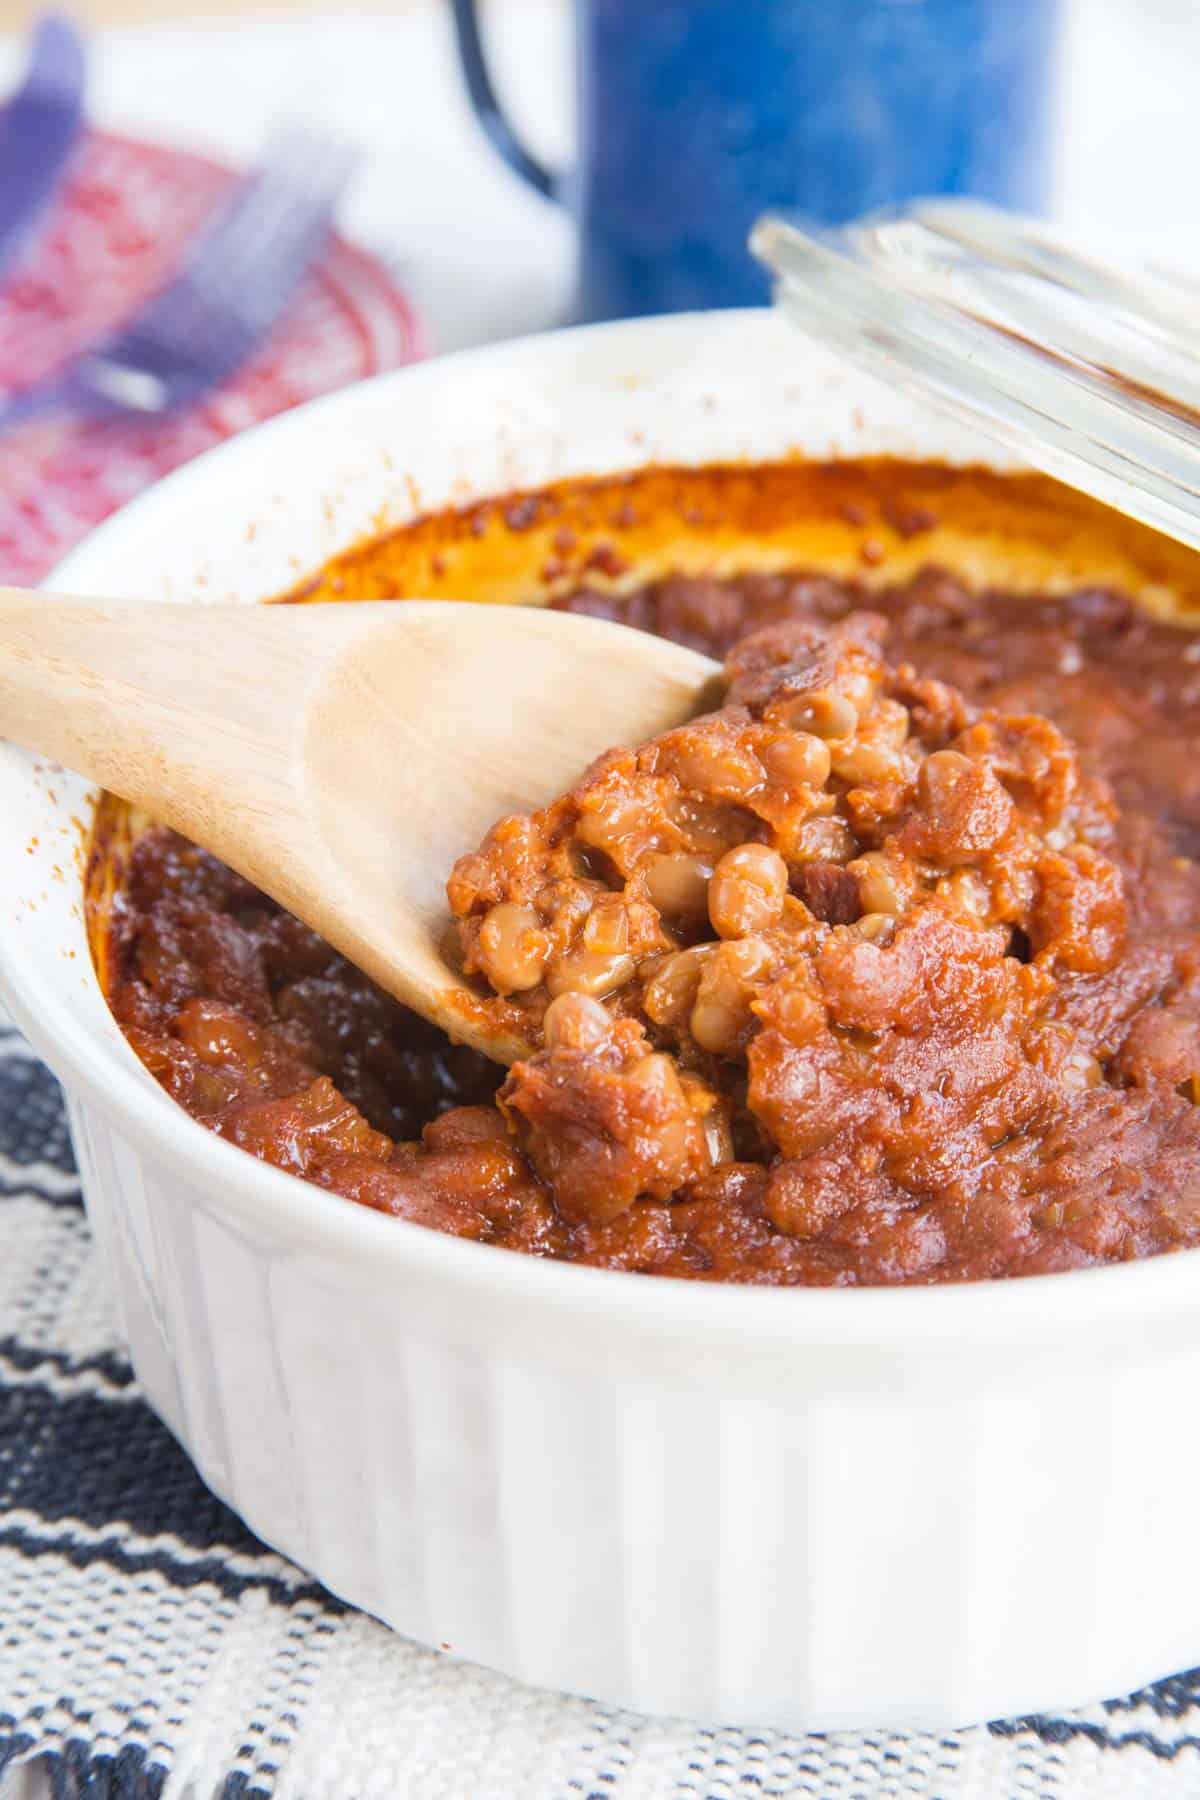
[0,595,719,1061]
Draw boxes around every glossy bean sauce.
[100,565,1200,1285]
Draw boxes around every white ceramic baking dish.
[3,312,1200,1732]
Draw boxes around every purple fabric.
[0,15,86,284]
[0,128,358,430]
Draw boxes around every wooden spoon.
[0,595,720,1062]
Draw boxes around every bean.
[690,990,749,1056]
[678,1069,735,1165]
[918,749,975,811]
[1032,1022,1103,1093]
[840,668,879,714]
[772,688,858,741]
[761,731,832,790]
[478,902,546,993]
[631,1051,681,1097]
[644,943,713,1028]
[831,741,904,785]
[690,938,772,1055]
[941,869,990,918]
[1060,1050,1103,1092]
[769,983,825,1046]
[546,946,636,998]
[629,1054,705,1169]
[849,851,906,916]
[669,736,763,800]
[644,852,713,922]
[543,992,612,1052]
[919,749,1014,859]
[871,697,910,747]
[708,843,789,939]
[576,792,647,853]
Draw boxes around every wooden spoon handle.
[0,592,311,841]
[0,592,409,867]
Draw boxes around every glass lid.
[752,201,1200,552]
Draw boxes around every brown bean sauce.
[101,563,1200,1285]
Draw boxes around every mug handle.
[450,0,560,201]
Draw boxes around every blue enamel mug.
[451,0,1061,322]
